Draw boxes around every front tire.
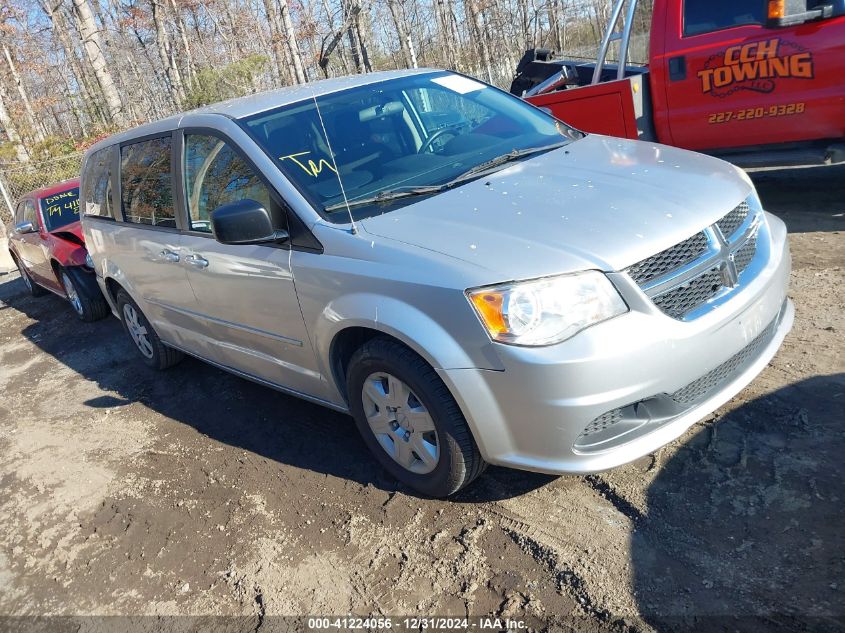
[115,289,183,370]
[60,267,109,322]
[346,337,486,497]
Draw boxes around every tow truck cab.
[516,0,845,167]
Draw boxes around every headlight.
[85,252,94,269]
[467,271,628,346]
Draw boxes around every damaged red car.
[7,178,108,321]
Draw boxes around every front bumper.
[439,212,793,475]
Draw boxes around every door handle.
[184,254,209,269]
[668,56,686,81]
[159,249,180,263]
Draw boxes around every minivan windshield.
[40,186,80,231]
[240,72,580,222]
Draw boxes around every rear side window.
[120,136,175,227]
[40,187,80,231]
[82,147,115,219]
[684,0,766,35]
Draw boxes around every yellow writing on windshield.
[43,191,77,205]
[45,198,80,216]
[279,151,338,178]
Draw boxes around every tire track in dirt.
[469,472,649,630]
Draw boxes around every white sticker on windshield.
[431,75,485,94]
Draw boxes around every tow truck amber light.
[768,0,785,19]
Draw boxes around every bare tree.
[70,0,127,126]
[386,0,417,69]
[151,0,187,108]
[263,0,293,84]
[0,84,29,162]
[1,44,46,143]
[465,0,493,82]
[280,0,307,83]
[169,0,196,85]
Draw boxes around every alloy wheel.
[122,303,154,359]
[62,272,83,316]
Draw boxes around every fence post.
[0,173,13,224]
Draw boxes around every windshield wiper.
[324,140,569,213]
[447,140,569,184]
[325,185,444,212]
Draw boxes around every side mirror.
[14,221,36,235]
[210,199,289,245]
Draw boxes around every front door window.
[183,134,274,233]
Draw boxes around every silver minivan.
[81,70,792,497]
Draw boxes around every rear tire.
[115,289,183,370]
[60,267,109,322]
[13,255,47,297]
[346,337,486,497]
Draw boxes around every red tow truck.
[513,0,845,167]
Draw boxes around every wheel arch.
[50,258,63,284]
[103,276,127,307]
[319,293,497,405]
[99,260,139,311]
[330,326,402,405]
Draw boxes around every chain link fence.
[0,152,84,225]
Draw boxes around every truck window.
[120,136,176,227]
[684,0,766,36]
[82,147,115,219]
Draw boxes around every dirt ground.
[0,165,842,633]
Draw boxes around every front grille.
[652,266,723,319]
[578,408,623,439]
[671,317,778,405]
[626,199,760,320]
[734,236,757,274]
[716,200,750,238]
[626,232,709,285]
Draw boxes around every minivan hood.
[361,135,751,281]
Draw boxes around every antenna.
[309,87,358,235]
